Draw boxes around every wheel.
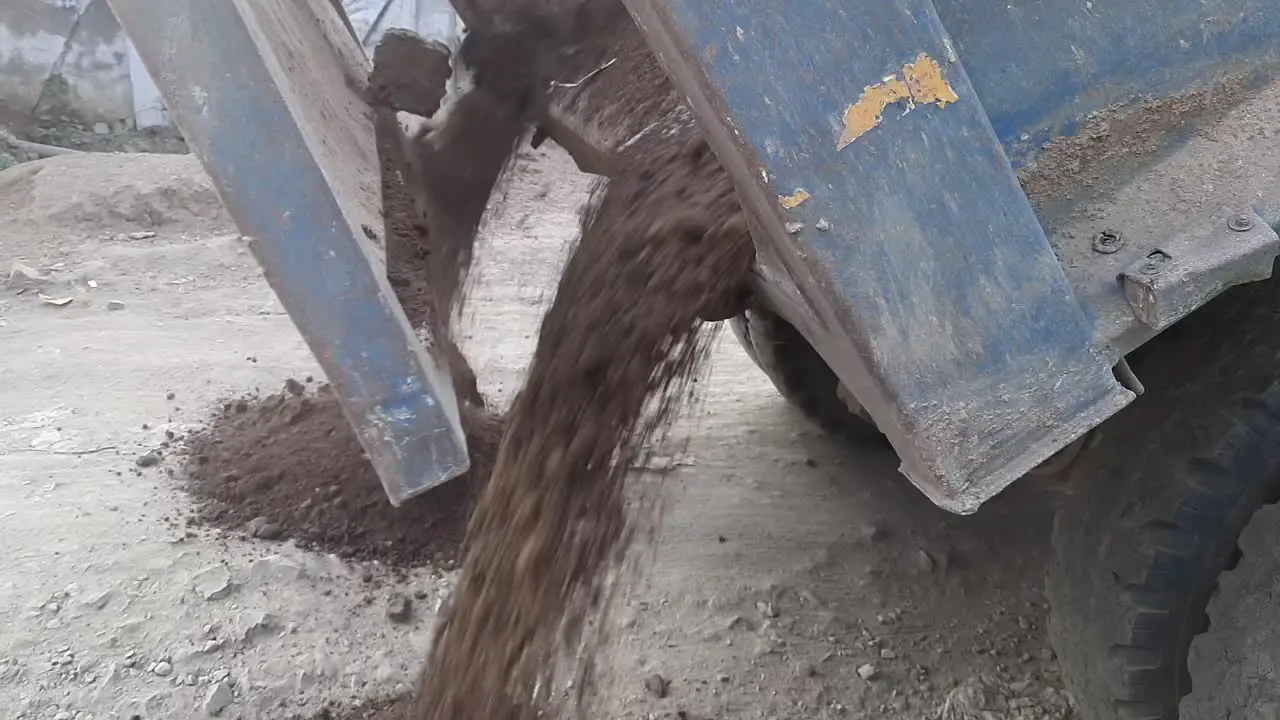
[1047,280,1280,720]
[1182,502,1280,718]
[729,306,886,445]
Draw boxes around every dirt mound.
[180,380,502,568]
[0,152,230,232]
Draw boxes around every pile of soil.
[0,152,230,232]
[181,379,502,568]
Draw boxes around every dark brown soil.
[181,380,502,569]
[416,139,749,719]
[409,4,752,715]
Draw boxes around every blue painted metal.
[109,0,470,506]
[626,0,1137,513]
[930,0,1280,167]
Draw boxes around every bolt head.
[1228,214,1254,232]
[1138,251,1171,276]
[1092,230,1124,254]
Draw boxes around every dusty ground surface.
[0,148,1076,719]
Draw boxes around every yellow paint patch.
[837,53,959,150]
[778,189,811,209]
[902,54,959,108]
[837,78,910,150]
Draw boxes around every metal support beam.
[625,0,1134,512]
[109,0,470,505]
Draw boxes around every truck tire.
[1047,282,1280,720]
[1182,502,1280,718]
[729,307,886,445]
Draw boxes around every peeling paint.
[903,55,959,107]
[837,77,911,150]
[778,188,811,209]
[837,53,958,150]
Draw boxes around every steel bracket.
[1121,213,1280,332]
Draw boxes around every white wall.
[0,0,134,125]
[349,0,464,52]
[2,0,462,130]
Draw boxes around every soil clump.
[181,380,502,569]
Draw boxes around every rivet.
[1227,214,1254,232]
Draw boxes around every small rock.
[7,262,50,288]
[204,681,234,716]
[135,451,162,468]
[386,593,412,624]
[39,293,73,306]
[815,218,832,231]
[82,588,113,610]
[192,565,233,601]
[856,663,878,681]
[128,231,157,240]
[643,673,669,698]
[856,522,887,544]
[93,122,111,135]
[911,549,936,574]
[284,378,305,396]
[240,610,278,641]
[249,555,302,583]
[795,661,816,678]
[245,516,283,540]
[152,661,173,677]
[756,601,779,619]
[880,648,897,659]
[106,300,126,311]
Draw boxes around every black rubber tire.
[729,306,886,446]
[1047,279,1280,720]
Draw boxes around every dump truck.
[110,0,1280,717]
